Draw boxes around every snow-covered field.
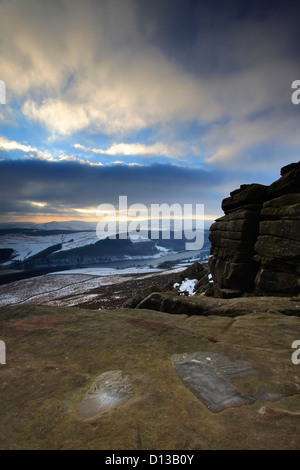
[0,231,99,262]
[0,266,187,308]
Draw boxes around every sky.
[0,0,300,225]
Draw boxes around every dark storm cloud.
[0,159,225,215]
[137,0,300,71]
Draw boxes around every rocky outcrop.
[209,185,268,297]
[122,285,162,309]
[254,192,300,295]
[209,162,300,297]
[122,262,212,309]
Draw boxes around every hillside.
[0,227,210,270]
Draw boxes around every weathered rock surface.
[0,304,299,450]
[209,162,300,297]
[135,292,300,317]
[177,262,208,282]
[221,184,268,213]
[254,191,300,295]
[122,285,162,309]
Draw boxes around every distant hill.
[0,224,211,271]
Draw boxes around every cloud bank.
[0,158,225,220]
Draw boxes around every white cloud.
[74,141,193,159]
[22,100,90,136]
[19,53,220,136]
[0,136,104,165]
[0,136,54,161]
[0,136,37,153]
[0,136,149,167]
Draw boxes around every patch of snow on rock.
[174,278,198,295]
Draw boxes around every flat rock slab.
[172,352,284,413]
[78,370,134,418]
[1,304,300,450]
